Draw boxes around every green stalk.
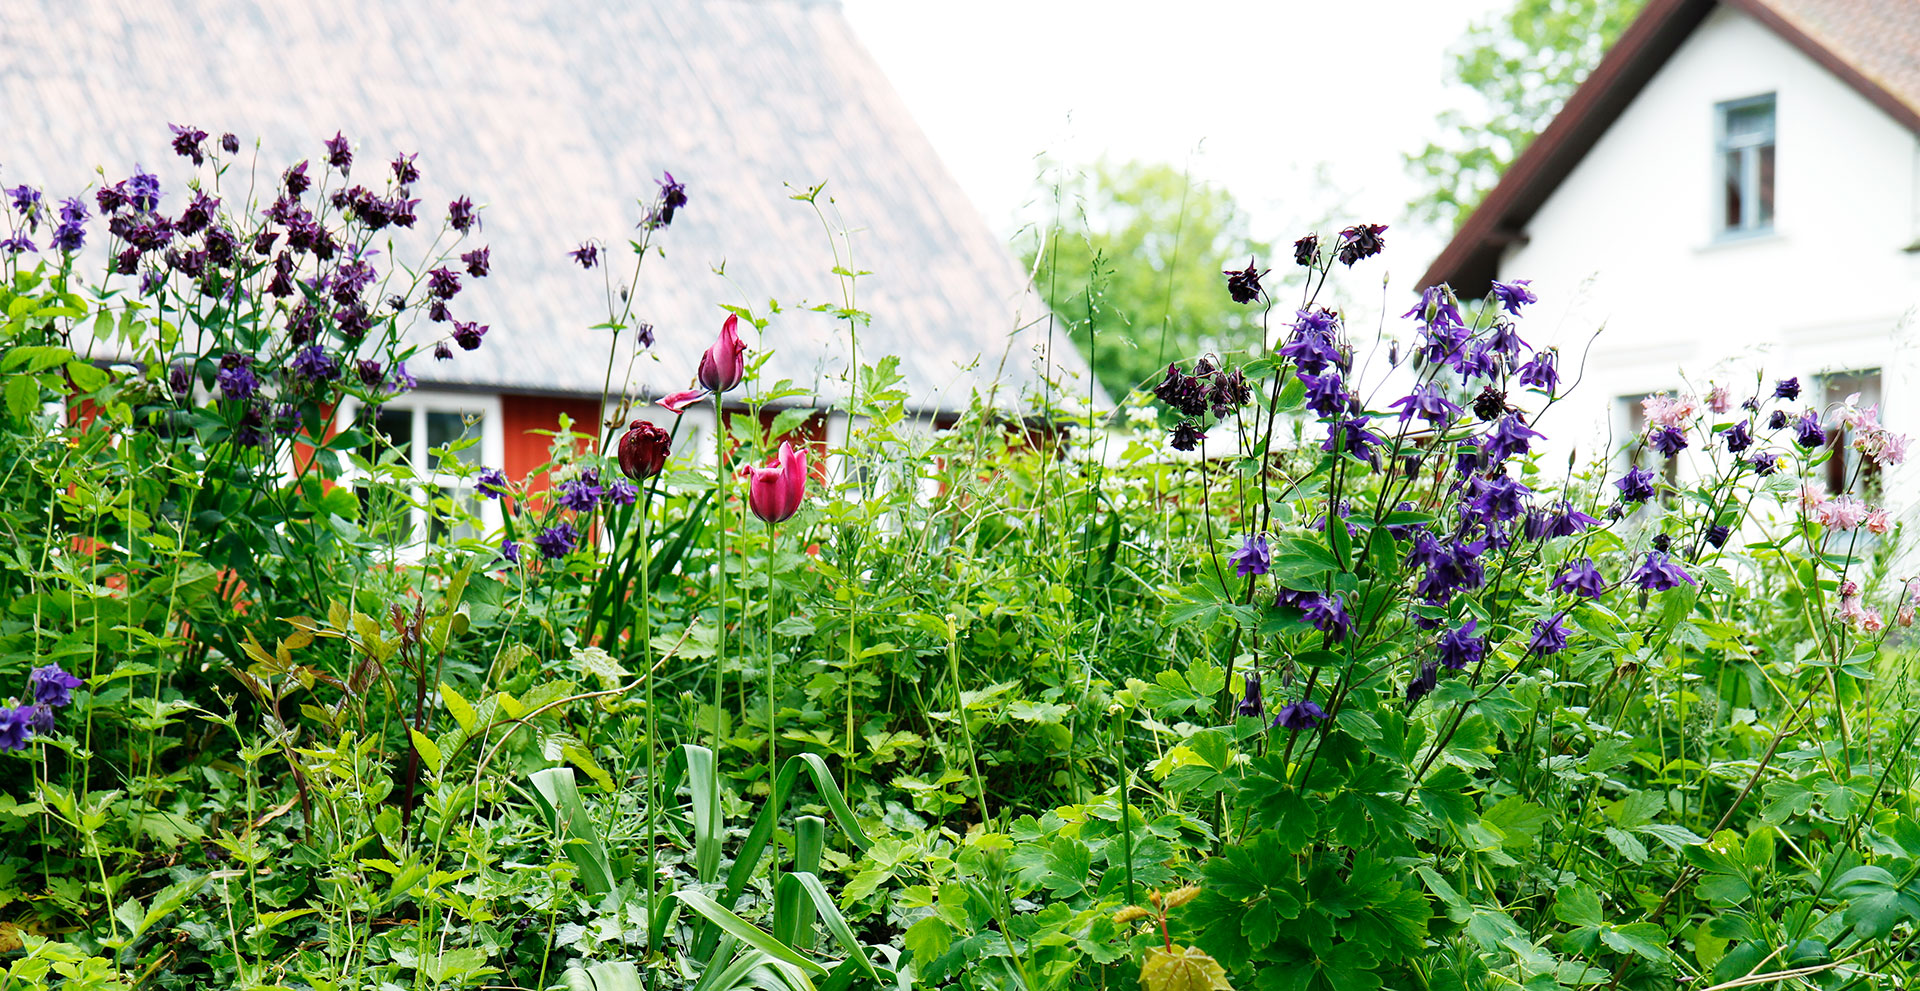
[765,519,780,903]
[714,405,729,754]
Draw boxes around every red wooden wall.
[503,394,603,491]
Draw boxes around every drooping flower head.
[1630,551,1695,592]
[533,522,579,559]
[28,664,84,708]
[1223,258,1266,304]
[1389,383,1461,425]
[1648,425,1688,458]
[558,470,603,512]
[743,440,808,524]
[1292,233,1319,267]
[1335,223,1386,266]
[1481,414,1545,463]
[1437,620,1483,671]
[1302,593,1351,641]
[570,242,600,269]
[1229,534,1271,577]
[324,131,353,172]
[1551,559,1607,599]
[1517,349,1559,393]
[1274,697,1328,731]
[654,171,689,226]
[1774,377,1801,400]
[1238,671,1265,719]
[1527,613,1571,656]
[1488,279,1536,314]
[1406,662,1440,704]
[476,467,509,498]
[1614,464,1657,503]
[0,706,30,751]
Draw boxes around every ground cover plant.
[1,127,1919,991]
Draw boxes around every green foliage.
[1406,0,1646,229]
[1021,160,1274,401]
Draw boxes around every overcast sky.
[840,0,1510,294]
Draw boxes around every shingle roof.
[0,0,1093,414]
[1419,0,1920,298]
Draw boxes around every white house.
[1420,0,1920,509]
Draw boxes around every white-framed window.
[1818,368,1882,498]
[1717,94,1776,236]
[336,391,504,550]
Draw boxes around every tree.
[1406,0,1646,230]
[1023,160,1275,402]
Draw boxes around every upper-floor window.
[1718,94,1775,235]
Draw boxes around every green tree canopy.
[1023,160,1275,402]
[1406,0,1646,230]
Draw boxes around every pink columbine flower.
[1865,509,1894,534]
[1816,496,1869,530]
[1840,579,1861,597]
[1707,385,1731,414]
[1643,393,1699,429]
[1857,426,1910,467]
[1798,484,1829,513]
[1838,593,1868,624]
[1863,608,1887,632]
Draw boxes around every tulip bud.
[618,419,671,481]
[743,440,807,524]
[697,314,748,393]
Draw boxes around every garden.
[1,126,1918,991]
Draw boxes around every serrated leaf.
[1139,943,1232,991]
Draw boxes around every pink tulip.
[743,440,807,523]
[698,314,748,393]
[659,389,706,414]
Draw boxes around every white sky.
[841,0,1510,295]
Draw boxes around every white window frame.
[1716,93,1776,237]
[335,390,505,551]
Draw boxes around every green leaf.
[1599,922,1670,963]
[5,373,39,419]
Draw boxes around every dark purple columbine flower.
[1274,697,1328,731]
[391,152,420,185]
[462,246,490,278]
[1238,670,1265,719]
[605,479,639,507]
[1303,593,1351,641]
[558,474,603,512]
[429,299,452,323]
[427,266,461,300]
[1746,451,1780,476]
[1528,613,1571,656]
[636,322,656,348]
[168,360,193,396]
[1466,472,1531,523]
[1404,284,1465,332]
[1767,409,1789,430]
[124,169,162,212]
[1706,524,1732,548]
[24,703,54,736]
[1615,464,1657,503]
[1292,233,1318,267]
[1551,558,1607,598]
[356,359,385,389]
[1548,501,1600,538]
[1724,419,1753,453]
[1484,321,1529,362]
[476,467,509,498]
[533,522,579,559]
[1229,534,1271,577]
[1281,309,1345,375]
[1773,377,1801,401]
[571,242,600,269]
[1390,383,1462,424]
[272,403,300,436]
[234,402,270,448]
[1169,420,1206,452]
[1154,364,1209,418]
[433,342,453,361]
[1517,350,1559,393]
[1793,411,1825,448]
[1223,258,1266,304]
[0,235,37,255]
[1298,370,1348,418]
[1323,415,1385,461]
[1406,661,1439,704]
[1437,620,1483,670]
[1523,505,1552,542]
[1336,223,1386,267]
[453,320,488,351]
[290,345,338,383]
[284,160,312,197]
[169,123,209,165]
[29,664,84,708]
[1481,414,1545,462]
[335,304,371,342]
[1649,425,1688,458]
[386,361,417,395]
[500,538,520,564]
[216,355,259,400]
[656,171,689,225]
[1208,368,1252,417]
[448,196,479,232]
[177,191,218,235]
[1631,550,1695,592]
[221,132,240,154]
[1455,342,1500,382]
[1489,279,1537,315]
[324,131,353,172]
[204,226,236,265]
[0,706,30,750]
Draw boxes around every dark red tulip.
[618,419,671,481]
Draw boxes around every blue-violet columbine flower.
[1774,377,1801,400]
[1489,278,1537,315]
[1303,593,1351,641]
[1528,613,1571,656]
[1615,464,1657,503]
[1229,534,1271,577]
[1631,550,1695,592]
[1273,697,1328,731]
[29,664,84,708]
[533,523,578,559]
[1390,383,1462,424]
[1437,620,1483,670]
[476,468,508,498]
[1724,419,1752,453]
[1551,558,1607,598]
[0,706,30,750]
[1794,411,1825,448]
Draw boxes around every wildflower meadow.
[3,127,1920,991]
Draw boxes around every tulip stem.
[714,404,728,755]
[765,518,779,906]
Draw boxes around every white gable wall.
[1505,3,1920,505]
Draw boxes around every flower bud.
[697,314,748,393]
[743,440,807,524]
[618,420,671,481]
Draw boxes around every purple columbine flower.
[0,234,37,255]
[1223,258,1266,304]
[1489,279,1537,315]
[427,266,461,300]
[123,169,162,212]
[476,467,508,498]
[1302,593,1351,641]
[221,133,240,154]
[1298,370,1348,418]
[1517,350,1559,392]
[24,703,54,736]
[28,664,84,708]
[1292,233,1318,267]
[386,361,417,395]
[558,474,603,512]
[1615,464,1657,503]
[1154,364,1208,418]
[1528,613,1571,656]
[324,131,353,172]
[1774,377,1801,400]
[533,522,579,559]
[356,359,385,389]
[1437,620,1483,670]
[1481,414,1545,462]
[1466,472,1531,523]
[570,242,600,269]
[453,320,487,351]
[1406,662,1439,704]
[1631,551,1695,592]
[1746,451,1781,476]
[1274,697,1329,731]
[1706,524,1732,548]
[290,345,340,383]
[1323,415,1385,461]
[1404,284,1465,333]
[1238,671,1264,719]
[1793,411,1825,448]
[8,185,44,228]
[216,354,259,400]
[462,246,490,278]
[1547,501,1600,538]
[169,123,209,164]
[448,196,479,232]
[500,538,519,564]
[605,480,639,507]
[1335,223,1386,267]
[1724,419,1753,452]
[1229,534,1271,577]
[1169,420,1205,452]
[1649,425,1688,458]
[0,706,30,750]
[655,171,688,225]
[392,152,420,185]
[1280,309,1344,375]
[1768,409,1789,430]
[1389,383,1461,424]
[1551,558,1607,598]
[168,360,193,396]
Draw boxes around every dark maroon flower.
[428,299,451,322]
[169,123,209,165]
[391,152,420,185]
[356,359,384,389]
[1223,258,1266,304]
[570,242,599,269]
[166,248,207,278]
[656,171,688,225]
[178,191,218,236]
[452,320,487,351]
[1292,233,1319,267]
[388,196,419,229]
[433,342,453,361]
[204,226,236,265]
[335,304,372,342]
[448,196,478,232]
[462,246,490,277]
[1336,223,1387,267]
[220,133,240,154]
[619,419,672,480]
[427,266,461,300]
[115,247,142,275]
[324,131,353,172]
[96,184,128,214]
[1169,420,1205,451]
[635,322,655,348]
[1154,364,1209,418]
[284,161,311,197]
[251,229,279,258]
